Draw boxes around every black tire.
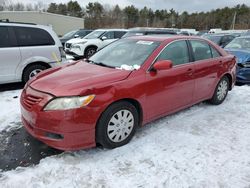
[85,47,97,58]
[208,76,229,105]
[96,101,139,149]
[22,64,47,83]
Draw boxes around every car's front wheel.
[96,101,139,149]
[209,76,229,105]
[85,47,97,58]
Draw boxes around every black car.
[122,27,177,38]
[203,34,235,48]
[60,29,93,46]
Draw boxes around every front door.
[145,40,195,121]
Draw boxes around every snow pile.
[1,86,250,187]
[117,64,141,71]
[0,90,22,132]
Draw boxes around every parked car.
[179,31,192,36]
[122,27,177,38]
[224,36,250,84]
[65,29,127,59]
[203,34,235,48]
[60,29,93,47]
[196,30,208,36]
[20,35,236,151]
[0,21,66,84]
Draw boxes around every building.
[0,11,84,36]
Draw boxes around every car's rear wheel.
[209,76,229,105]
[96,101,139,149]
[85,47,97,58]
[23,64,47,83]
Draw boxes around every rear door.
[0,26,21,83]
[189,40,222,101]
[14,26,60,66]
[145,40,195,120]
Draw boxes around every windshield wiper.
[85,59,114,68]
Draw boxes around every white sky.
[6,0,250,13]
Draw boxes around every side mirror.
[74,34,79,38]
[101,36,107,40]
[152,60,173,71]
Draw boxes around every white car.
[0,21,66,84]
[65,29,127,59]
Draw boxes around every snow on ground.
[1,86,250,187]
[0,90,22,132]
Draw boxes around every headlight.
[44,95,95,111]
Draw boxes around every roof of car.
[94,28,128,32]
[0,22,52,30]
[236,35,250,39]
[126,35,204,42]
[205,33,233,37]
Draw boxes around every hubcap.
[87,49,96,58]
[217,80,228,101]
[29,69,42,79]
[107,110,134,143]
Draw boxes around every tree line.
[1,0,250,30]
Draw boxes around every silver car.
[0,21,66,84]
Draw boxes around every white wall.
[0,11,84,36]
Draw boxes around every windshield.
[84,30,105,39]
[89,39,160,69]
[61,30,77,39]
[225,38,250,50]
[204,35,221,44]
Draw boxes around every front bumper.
[20,87,97,151]
[65,51,84,60]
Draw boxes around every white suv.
[65,29,127,59]
[0,21,66,84]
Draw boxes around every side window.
[114,31,126,39]
[76,30,86,36]
[190,40,212,61]
[0,26,11,48]
[210,46,221,58]
[157,40,190,66]
[103,31,114,39]
[14,27,55,46]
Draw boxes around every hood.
[29,61,132,96]
[66,38,87,44]
[225,48,250,64]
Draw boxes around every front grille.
[23,94,43,109]
[65,43,72,48]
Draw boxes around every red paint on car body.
[20,36,236,150]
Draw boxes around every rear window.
[190,40,212,61]
[14,26,55,46]
[0,26,12,48]
[114,31,127,39]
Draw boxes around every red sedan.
[20,36,236,151]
